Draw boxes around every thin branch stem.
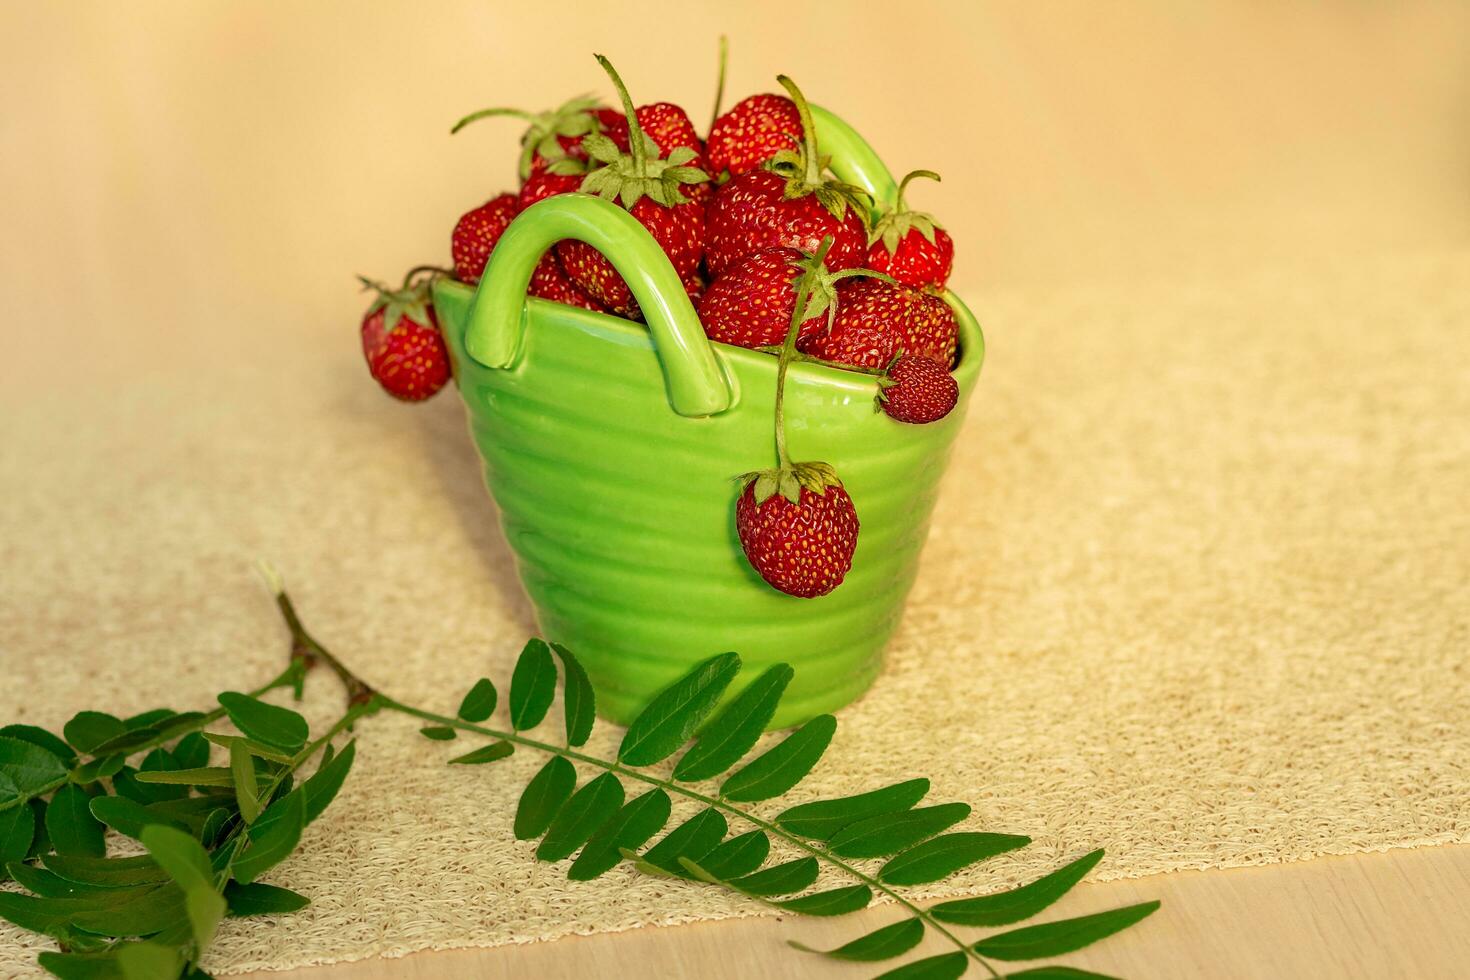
[773,238,835,469]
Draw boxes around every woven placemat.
[2,252,1466,976]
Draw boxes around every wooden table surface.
[242,845,1470,979]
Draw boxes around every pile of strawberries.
[359,49,964,600]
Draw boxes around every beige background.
[3,2,1470,978]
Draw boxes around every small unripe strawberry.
[878,354,958,424]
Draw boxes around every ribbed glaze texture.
[434,281,984,727]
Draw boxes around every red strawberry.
[358,275,450,402]
[798,278,957,369]
[637,101,710,201]
[707,93,801,178]
[705,76,871,280]
[865,170,954,290]
[451,96,621,180]
[529,252,604,311]
[698,246,844,349]
[451,193,519,284]
[518,169,584,211]
[736,463,859,598]
[877,354,958,424]
[555,55,709,315]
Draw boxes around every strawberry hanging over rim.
[734,237,861,599]
[864,169,954,290]
[357,268,452,402]
[553,54,710,315]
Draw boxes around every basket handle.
[464,192,732,418]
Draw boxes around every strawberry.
[529,252,604,311]
[636,101,710,201]
[705,75,872,280]
[451,95,622,181]
[877,353,958,424]
[554,55,709,316]
[698,246,860,350]
[797,277,957,369]
[736,464,859,598]
[358,274,450,402]
[707,93,801,178]
[733,235,860,598]
[682,271,706,307]
[451,193,519,284]
[865,169,954,290]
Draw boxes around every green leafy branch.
[0,580,1158,979]
[273,585,1158,979]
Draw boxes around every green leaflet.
[116,940,184,979]
[203,733,294,762]
[0,771,19,810]
[62,712,126,754]
[791,916,924,961]
[69,883,189,937]
[70,754,125,785]
[509,639,558,730]
[775,883,872,916]
[89,726,165,758]
[171,732,210,770]
[89,795,186,840]
[873,951,969,979]
[697,829,769,879]
[456,678,498,723]
[0,734,70,799]
[142,825,223,947]
[133,766,235,788]
[231,740,262,823]
[47,784,106,857]
[776,778,930,840]
[930,850,1105,927]
[728,857,818,897]
[720,714,836,802]
[639,807,727,877]
[448,741,514,765]
[41,853,168,888]
[217,692,308,753]
[827,803,971,859]
[536,772,624,862]
[0,802,36,874]
[618,652,741,766]
[26,799,49,858]
[0,724,77,768]
[418,727,457,741]
[515,756,577,841]
[973,902,1162,961]
[302,739,355,825]
[672,664,793,782]
[551,644,595,746]
[569,788,671,881]
[225,881,310,916]
[879,832,1031,886]
[232,789,306,884]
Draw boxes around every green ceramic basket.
[431,106,984,728]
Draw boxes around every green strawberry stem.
[895,169,941,212]
[773,236,835,469]
[595,54,651,172]
[401,265,451,289]
[449,106,536,134]
[775,74,823,190]
[708,35,728,136]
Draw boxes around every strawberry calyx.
[778,253,898,335]
[358,266,445,332]
[579,55,709,209]
[764,75,873,229]
[451,95,607,181]
[871,169,944,252]
[738,460,844,506]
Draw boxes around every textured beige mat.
[2,250,1467,976]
